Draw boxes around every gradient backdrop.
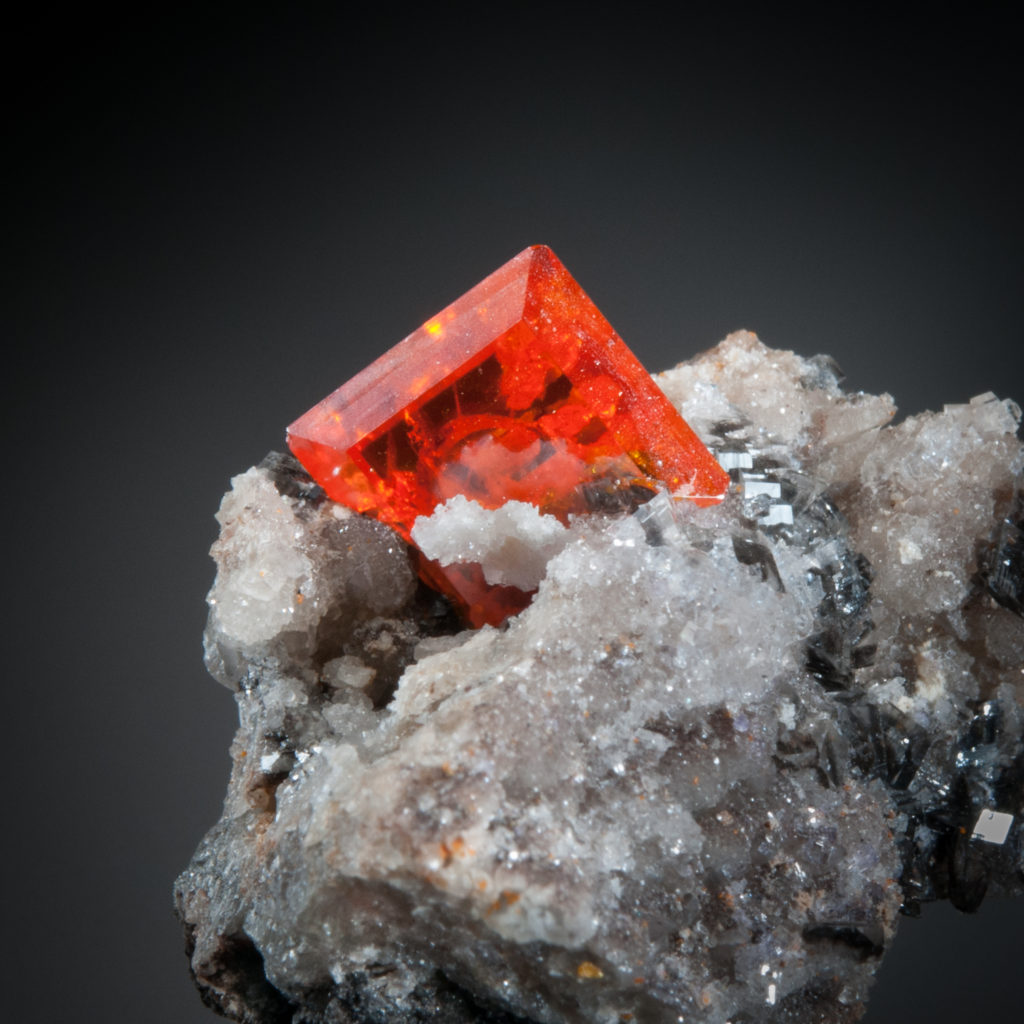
[8,9,1022,1023]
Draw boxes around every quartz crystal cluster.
[179,323,1023,1023]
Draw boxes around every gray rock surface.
[177,332,1024,1023]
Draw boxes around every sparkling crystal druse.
[182,326,1024,1024]
[287,245,729,626]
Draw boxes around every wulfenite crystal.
[287,245,728,625]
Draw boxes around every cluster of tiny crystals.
[178,332,1023,1024]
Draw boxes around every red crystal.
[287,245,728,626]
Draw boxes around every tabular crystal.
[287,245,728,625]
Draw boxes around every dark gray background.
[7,8,1022,1022]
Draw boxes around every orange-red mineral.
[287,245,728,626]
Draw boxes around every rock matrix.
[177,332,1023,1024]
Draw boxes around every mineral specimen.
[286,245,728,626]
[179,332,1023,1024]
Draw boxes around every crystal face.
[287,245,728,625]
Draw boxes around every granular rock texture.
[177,333,1024,1024]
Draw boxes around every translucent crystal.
[287,246,727,624]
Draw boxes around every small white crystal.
[972,809,1013,845]
[741,474,782,499]
[411,494,569,591]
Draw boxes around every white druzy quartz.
[178,334,1023,1024]
[411,495,570,591]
